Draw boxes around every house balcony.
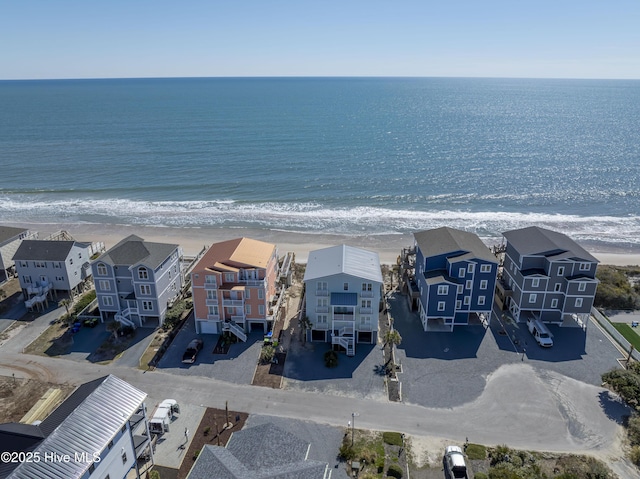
[360,291,374,298]
[205,298,218,306]
[229,315,245,323]
[357,322,375,332]
[316,306,329,313]
[333,313,354,321]
[359,307,373,314]
[313,322,330,330]
[222,299,244,307]
[207,314,220,321]
[204,281,217,289]
[315,290,329,297]
[239,278,266,287]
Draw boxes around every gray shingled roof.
[414,227,496,263]
[0,226,28,245]
[12,240,77,262]
[96,234,179,269]
[187,424,329,479]
[304,244,383,283]
[9,375,147,479]
[502,226,599,263]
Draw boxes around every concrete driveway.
[157,314,264,385]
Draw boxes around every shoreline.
[5,221,640,266]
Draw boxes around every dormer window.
[138,267,149,280]
[97,263,108,276]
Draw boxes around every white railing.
[205,298,218,306]
[358,322,374,331]
[315,290,329,296]
[316,306,329,313]
[359,307,373,314]
[239,278,266,287]
[204,282,217,289]
[332,314,354,321]
[223,321,247,342]
[313,322,330,330]
[222,299,244,307]
[207,314,220,321]
[230,315,245,322]
[360,291,374,298]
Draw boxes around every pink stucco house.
[191,237,279,340]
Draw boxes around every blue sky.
[2,0,639,79]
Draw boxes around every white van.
[527,317,553,347]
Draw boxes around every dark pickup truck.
[182,339,204,364]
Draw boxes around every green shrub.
[629,445,640,466]
[148,470,161,479]
[339,443,356,461]
[192,449,201,461]
[260,345,275,364]
[382,431,403,447]
[466,443,487,460]
[324,350,339,368]
[73,290,96,314]
[386,463,403,478]
[601,368,640,411]
[474,473,488,479]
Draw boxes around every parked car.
[444,445,468,479]
[527,317,553,347]
[182,339,204,364]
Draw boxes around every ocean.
[1,77,639,251]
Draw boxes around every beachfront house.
[1,375,153,479]
[303,244,383,356]
[500,226,599,328]
[91,235,183,328]
[414,227,499,332]
[191,237,280,339]
[13,240,94,309]
[186,423,331,479]
[0,226,37,283]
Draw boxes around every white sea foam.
[1,196,639,248]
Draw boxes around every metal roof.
[194,238,276,273]
[414,227,496,263]
[303,245,383,283]
[330,292,358,306]
[503,226,599,263]
[95,234,179,270]
[9,375,147,479]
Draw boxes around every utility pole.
[351,412,359,446]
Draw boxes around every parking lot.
[390,291,625,408]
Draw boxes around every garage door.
[199,320,218,334]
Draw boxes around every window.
[575,298,583,307]
[343,282,349,291]
[205,275,216,284]
[258,305,265,315]
[437,301,446,311]
[208,305,218,315]
[88,463,95,474]
[245,289,250,299]
[457,284,463,294]
[480,264,492,273]
[478,296,486,306]
[140,284,151,295]
[142,301,153,311]
[54,262,61,268]
[532,278,540,287]
[102,297,113,306]
[317,315,328,324]
[224,273,235,282]
[554,283,562,292]
[558,266,565,276]
[578,282,587,292]
[258,289,264,299]
[465,280,472,290]
[361,299,372,309]
[317,298,328,307]
[99,280,111,291]
[35,261,46,268]
[362,283,372,292]
[463,296,471,305]
[458,268,465,278]
[551,298,558,308]
[78,252,82,259]
[22,276,32,284]
[138,267,148,280]
[70,258,74,265]
[108,440,114,450]
[467,263,475,273]
[121,450,127,464]
[479,280,488,290]
[317,281,328,292]
[245,304,251,314]
[360,316,371,325]
[529,294,537,303]
[579,263,590,271]
[206,290,217,300]
[437,285,449,295]
[456,300,462,309]
[97,263,107,275]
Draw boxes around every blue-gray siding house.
[414,227,499,332]
[91,235,183,328]
[501,226,599,327]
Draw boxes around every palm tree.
[59,298,71,316]
[383,329,402,348]
[298,316,313,344]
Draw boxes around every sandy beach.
[6,221,640,267]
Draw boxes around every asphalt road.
[0,303,637,479]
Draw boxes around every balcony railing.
[207,314,220,321]
[313,322,330,330]
[204,282,217,289]
[315,290,329,296]
[205,298,218,305]
[316,306,329,313]
[333,314,354,321]
[358,322,374,331]
[222,299,244,307]
[359,307,373,314]
[360,291,374,298]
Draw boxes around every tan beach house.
[191,237,280,340]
